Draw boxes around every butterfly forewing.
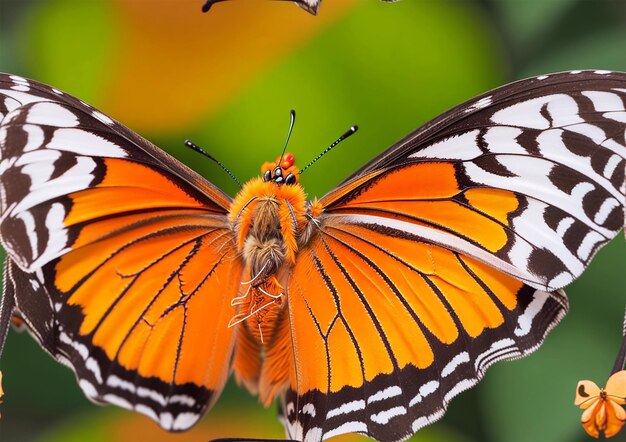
[323,71,626,292]
[0,74,242,430]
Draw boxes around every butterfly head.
[261,153,300,186]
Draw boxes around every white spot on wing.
[475,338,517,372]
[172,412,200,431]
[443,378,476,403]
[92,110,114,126]
[483,126,526,154]
[137,386,167,406]
[27,102,79,127]
[441,352,470,377]
[104,394,133,410]
[581,91,624,113]
[409,380,439,407]
[367,385,402,404]
[23,124,45,152]
[79,379,98,398]
[576,229,605,261]
[59,331,89,360]
[169,394,195,407]
[159,412,174,430]
[594,198,619,225]
[324,422,367,439]
[327,400,365,418]
[47,128,127,157]
[107,375,136,393]
[408,130,481,160]
[370,406,407,424]
[29,202,70,270]
[302,403,316,417]
[135,404,159,423]
[491,94,579,129]
[515,291,550,336]
[412,409,445,432]
[11,84,30,92]
[85,357,103,383]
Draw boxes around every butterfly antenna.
[184,140,243,188]
[299,125,358,175]
[278,109,296,167]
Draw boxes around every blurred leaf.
[520,28,626,76]
[19,0,121,104]
[188,0,505,198]
[493,0,579,46]
[104,0,358,133]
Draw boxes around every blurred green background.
[0,0,624,441]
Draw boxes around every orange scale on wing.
[137,306,186,383]
[65,159,211,226]
[58,225,211,294]
[286,279,340,393]
[326,225,458,345]
[326,319,364,393]
[175,268,237,387]
[341,162,462,203]
[68,211,187,247]
[89,242,197,354]
[325,235,434,372]
[340,199,509,253]
[309,240,395,383]
[458,256,521,311]
[463,188,520,226]
[425,250,507,337]
[117,320,152,371]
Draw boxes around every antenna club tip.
[351,125,359,132]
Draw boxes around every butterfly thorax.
[227,155,312,344]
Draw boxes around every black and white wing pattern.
[0,73,242,431]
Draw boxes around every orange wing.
[279,71,625,440]
[282,217,567,440]
[0,74,241,430]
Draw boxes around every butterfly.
[0,70,624,441]
[575,370,626,438]
[201,0,399,15]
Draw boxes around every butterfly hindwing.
[0,74,242,430]
[283,222,568,440]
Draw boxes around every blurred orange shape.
[106,0,357,133]
[575,370,626,438]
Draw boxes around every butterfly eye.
[273,166,282,177]
[285,173,296,185]
[263,170,272,182]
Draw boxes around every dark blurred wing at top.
[202,0,400,16]
[0,74,241,431]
